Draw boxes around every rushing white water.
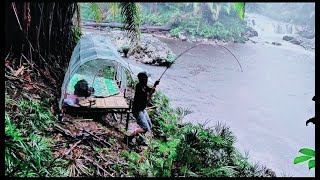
[245,13,305,36]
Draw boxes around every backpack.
[74,79,94,97]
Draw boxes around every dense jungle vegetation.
[81,3,248,42]
[6,2,303,177]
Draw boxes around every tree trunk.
[152,3,158,13]
[5,2,78,87]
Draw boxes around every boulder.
[128,34,175,65]
[178,33,187,41]
[272,42,282,46]
[141,55,153,64]
[290,39,301,45]
[298,30,315,39]
[283,36,294,41]
[243,26,258,38]
[104,31,176,65]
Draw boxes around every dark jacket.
[132,82,151,112]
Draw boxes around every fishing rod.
[158,43,200,80]
[157,43,243,81]
[216,44,243,72]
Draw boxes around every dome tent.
[59,34,141,109]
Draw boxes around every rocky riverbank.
[82,24,259,66]
[282,35,315,51]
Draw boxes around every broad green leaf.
[294,156,312,164]
[308,160,315,169]
[299,148,315,157]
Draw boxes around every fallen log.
[82,22,124,28]
[81,22,171,32]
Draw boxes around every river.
[126,31,315,177]
[83,13,315,176]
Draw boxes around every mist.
[246,3,315,31]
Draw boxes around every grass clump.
[121,91,276,177]
[5,94,68,177]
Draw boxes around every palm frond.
[233,2,245,20]
[119,2,141,45]
[222,3,232,15]
[109,3,118,20]
[89,3,103,22]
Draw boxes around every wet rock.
[105,31,175,65]
[188,36,197,43]
[272,42,282,46]
[290,39,301,45]
[282,36,301,45]
[141,55,153,64]
[249,39,257,44]
[297,29,315,39]
[283,35,314,50]
[178,33,187,41]
[283,36,294,41]
[242,26,258,38]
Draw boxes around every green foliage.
[122,91,273,177]
[174,122,237,177]
[15,98,54,132]
[80,3,103,22]
[141,10,180,26]
[121,150,141,176]
[169,27,182,38]
[170,16,246,42]
[71,26,83,44]
[109,3,119,20]
[299,148,315,157]
[294,148,315,170]
[294,96,315,171]
[80,3,247,41]
[89,3,103,22]
[166,51,176,63]
[102,67,115,79]
[233,3,246,20]
[119,3,142,44]
[5,95,67,177]
[127,72,138,89]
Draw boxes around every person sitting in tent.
[129,71,160,146]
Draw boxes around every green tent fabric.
[67,73,120,97]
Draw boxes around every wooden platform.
[77,93,129,109]
[64,93,131,131]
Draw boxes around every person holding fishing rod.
[127,43,242,147]
[127,44,202,146]
[128,71,160,146]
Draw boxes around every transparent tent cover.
[59,34,143,109]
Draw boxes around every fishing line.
[216,44,243,72]
[158,43,201,80]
